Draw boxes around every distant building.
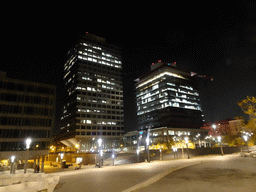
[0,72,55,163]
[123,128,209,151]
[135,61,203,130]
[60,33,124,151]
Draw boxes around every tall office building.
[135,61,203,130]
[60,34,124,151]
[0,72,55,163]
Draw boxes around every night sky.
[2,2,256,133]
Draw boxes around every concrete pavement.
[52,155,240,192]
[137,155,256,192]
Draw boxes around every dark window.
[25,107,34,114]
[45,98,50,104]
[25,96,30,103]
[5,93,17,102]
[43,108,48,116]
[6,82,16,90]
[34,96,41,104]
[26,85,34,92]
[17,84,25,91]
[87,132,91,135]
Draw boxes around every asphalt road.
[137,155,256,192]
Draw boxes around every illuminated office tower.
[60,34,124,151]
[135,61,203,130]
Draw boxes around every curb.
[122,161,205,192]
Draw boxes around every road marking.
[122,161,205,192]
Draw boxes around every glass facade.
[136,62,203,130]
[61,34,124,151]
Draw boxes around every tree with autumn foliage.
[238,96,256,144]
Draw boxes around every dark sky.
[2,1,256,133]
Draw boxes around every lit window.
[87,120,91,124]
[168,130,174,135]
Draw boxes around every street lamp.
[60,153,64,169]
[243,135,249,152]
[26,138,32,149]
[24,138,32,174]
[10,156,15,174]
[98,138,102,147]
[217,136,224,156]
[184,137,190,159]
[172,147,178,159]
[136,148,140,163]
[146,128,150,162]
[98,138,103,167]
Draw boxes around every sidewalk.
[53,154,238,192]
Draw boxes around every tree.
[238,96,256,144]
[150,137,174,151]
[238,96,256,118]
[238,96,256,125]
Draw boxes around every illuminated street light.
[98,138,103,167]
[24,138,32,174]
[137,149,140,163]
[243,134,249,152]
[11,156,15,163]
[10,156,16,174]
[218,136,224,156]
[172,146,178,159]
[26,138,32,149]
[147,128,150,162]
[212,124,217,129]
[98,138,102,147]
[184,137,190,159]
[243,135,248,142]
[60,153,64,160]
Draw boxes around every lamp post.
[184,137,190,159]
[136,148,140,163]
[112,142,115,166]
[217,136,224,156]
[98,138,103,167]
[60,153,64,162]
[172,147,177,159]
[243,135,249,152]
[24,138,32,174]
[10,156,15,174]
[146,128,150,162]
